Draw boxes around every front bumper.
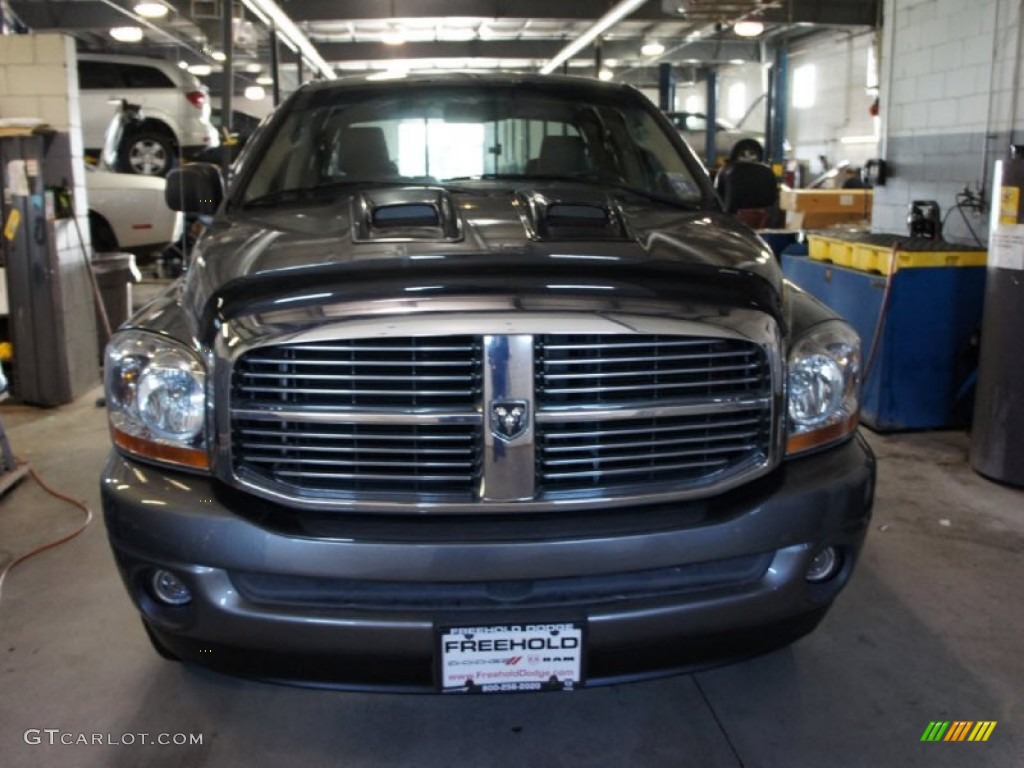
[101,434,875,691]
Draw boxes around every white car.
[86,166,181,254]
[666,111,766,164]
[78,53,219,176]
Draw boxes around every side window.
[122,64,175,89]
[78,61,123,90]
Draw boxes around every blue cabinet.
[783,254,986,431]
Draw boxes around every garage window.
[727,82,747,121]
[792,64,817,109]
[397,120,486,179]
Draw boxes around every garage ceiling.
[7,0,879,95]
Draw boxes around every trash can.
[92,252,141,357]
[970,156,1024,486]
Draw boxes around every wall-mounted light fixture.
[133,2,168,18]
[733,20,765,37]
[110,26,144,42]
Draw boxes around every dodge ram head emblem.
[491,400,529,441]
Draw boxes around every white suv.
[78,53,219,176]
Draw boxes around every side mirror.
[165,163,224,215]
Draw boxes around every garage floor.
[0,378,1022,767]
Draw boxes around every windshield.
[237,83,706,207]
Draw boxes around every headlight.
[786,320,860,456]
[105,331,208,470]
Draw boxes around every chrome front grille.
[229,327,776,510]
[233,420,482,497]
[232,337,482,409]
[538,409,772,492]
[536,335,769,405]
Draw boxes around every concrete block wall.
[875,0,1024,243]
[0,33,99,400]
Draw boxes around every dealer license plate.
[439,623,584,693]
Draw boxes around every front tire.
[88,211,118,252]
[118,131,175,176]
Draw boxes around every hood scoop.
[352,187,462,243]
[516,191,629,241]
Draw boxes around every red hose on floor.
[0,461,94,606]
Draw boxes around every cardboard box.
[784,210,870,229]
[779,188,873,215]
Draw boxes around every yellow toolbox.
[806,233,987,275]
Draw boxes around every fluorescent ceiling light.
[188,64,212,76]
[540,0,649,75]
[211,51,227,62]
[256,75,274,85]
[133,2,168,18]
[733,20,765,37]
[110,26,144,43]
[840,135,879,145]
[244,62,262,73]
[381,29,406,45]
[240,0,335,79]
[598,68,614,81]
[177,60,189,69]
[729,59,746,65]
[641,41,665,56]
[244,85,266,101]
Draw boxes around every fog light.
[805,547,841,583]
[151,569,192,605]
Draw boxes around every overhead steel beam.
[539,0,649,75]
[758,1,878,27]
[284,0,678,22]
[314,39,761,64]
[241,0,335,79]
[9,0,879,34]
[264,0,878,26]
[10,1,145,29]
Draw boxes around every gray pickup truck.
[100,73,874,693]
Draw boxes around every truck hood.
[183,184,782,329]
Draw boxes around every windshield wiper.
[443,173,703,210]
